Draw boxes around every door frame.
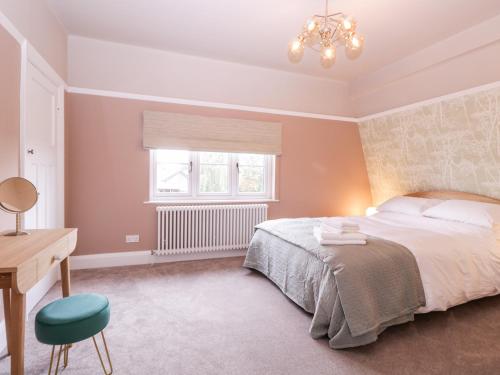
[20,42,66,228]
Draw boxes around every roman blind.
[143,111,282,155]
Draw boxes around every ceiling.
[48,0,500,82]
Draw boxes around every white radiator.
[155,204,268,255]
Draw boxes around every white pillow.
[377,196,443,216]
[423,200,500,228]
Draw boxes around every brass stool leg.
[53,345,63,375]
[47,346,55,375]
[47,343,70,375]
[92,331,113,375]
[63,344,70,368]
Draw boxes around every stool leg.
[92,331,113,375]
[47,346,55,375]
[63,344,69,368]
[48,345,63,375]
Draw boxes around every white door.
[23,62,61,230]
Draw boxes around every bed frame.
[406,191,500,204]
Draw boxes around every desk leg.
[2,289,12,355]
[10,290,25,375]
[60,257,71,297]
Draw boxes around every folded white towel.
[320,223,360,235]
[315,227,367,241]
[321,219,360,233]
[313,227,367,246]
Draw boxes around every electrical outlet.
[125,234,140,243]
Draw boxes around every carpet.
[1,257,499,374]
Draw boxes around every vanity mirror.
[0,177,38,236]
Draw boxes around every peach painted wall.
[66,93,372,255]
[0,0,67,79]
[0,24,20,231]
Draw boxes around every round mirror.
[0,177,38,236]
[0,177,38,213]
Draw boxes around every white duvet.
[345,212,500,313]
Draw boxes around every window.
[151,150,275,201]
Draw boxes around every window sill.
[144,199,279,205]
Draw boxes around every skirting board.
[70,249,247,270]
[0,266,60,354]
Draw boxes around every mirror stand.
[3,212,29,236]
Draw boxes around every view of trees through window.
[200,152,229,193]
[153,150,272,199]
[238,154,265,193]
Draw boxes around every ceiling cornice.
[68,80,500,124]
[66,87,358,123]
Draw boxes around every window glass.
[155,150,190,193]
[151,150,273,200]
[199,152,229,193]
[238,154,265,193]
[238,154,265,166]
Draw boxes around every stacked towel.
[314,219,367,245]
[320,219,360,234]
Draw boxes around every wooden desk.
[0,228,77,375]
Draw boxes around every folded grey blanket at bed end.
[249,218,426,343]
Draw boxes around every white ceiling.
[48,0,500,82]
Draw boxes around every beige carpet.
[1,257,500,375]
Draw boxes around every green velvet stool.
[35,293,113,375]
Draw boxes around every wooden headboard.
[405,191,500,205]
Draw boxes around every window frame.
[149,150,275,202]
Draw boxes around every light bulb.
[323,46,335,59]
[350,34,364,49]
[320,45,336,68]
[305,18,318,33]
[290,38,302,51]
[342,16,357,32]
[288,38,304,63]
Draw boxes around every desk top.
[0,228,77,272]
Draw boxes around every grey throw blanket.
[249,218,426,340]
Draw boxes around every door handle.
[27,148,34,154]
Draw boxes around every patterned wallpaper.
[359,85,500,204]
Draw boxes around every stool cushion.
[35,293,110,345]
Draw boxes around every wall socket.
[125,234,140,243]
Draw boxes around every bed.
[243,191,500,348]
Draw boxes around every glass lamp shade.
[341,16,357,32]
[320,45,336,68]
[288,38,304,63]
[304,20,320,47]
[345,34,364,59]
[304,18,319,35]
[305,32,320,47]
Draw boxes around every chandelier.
[288,0,365,68]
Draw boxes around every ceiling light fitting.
[288,0,365,68]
